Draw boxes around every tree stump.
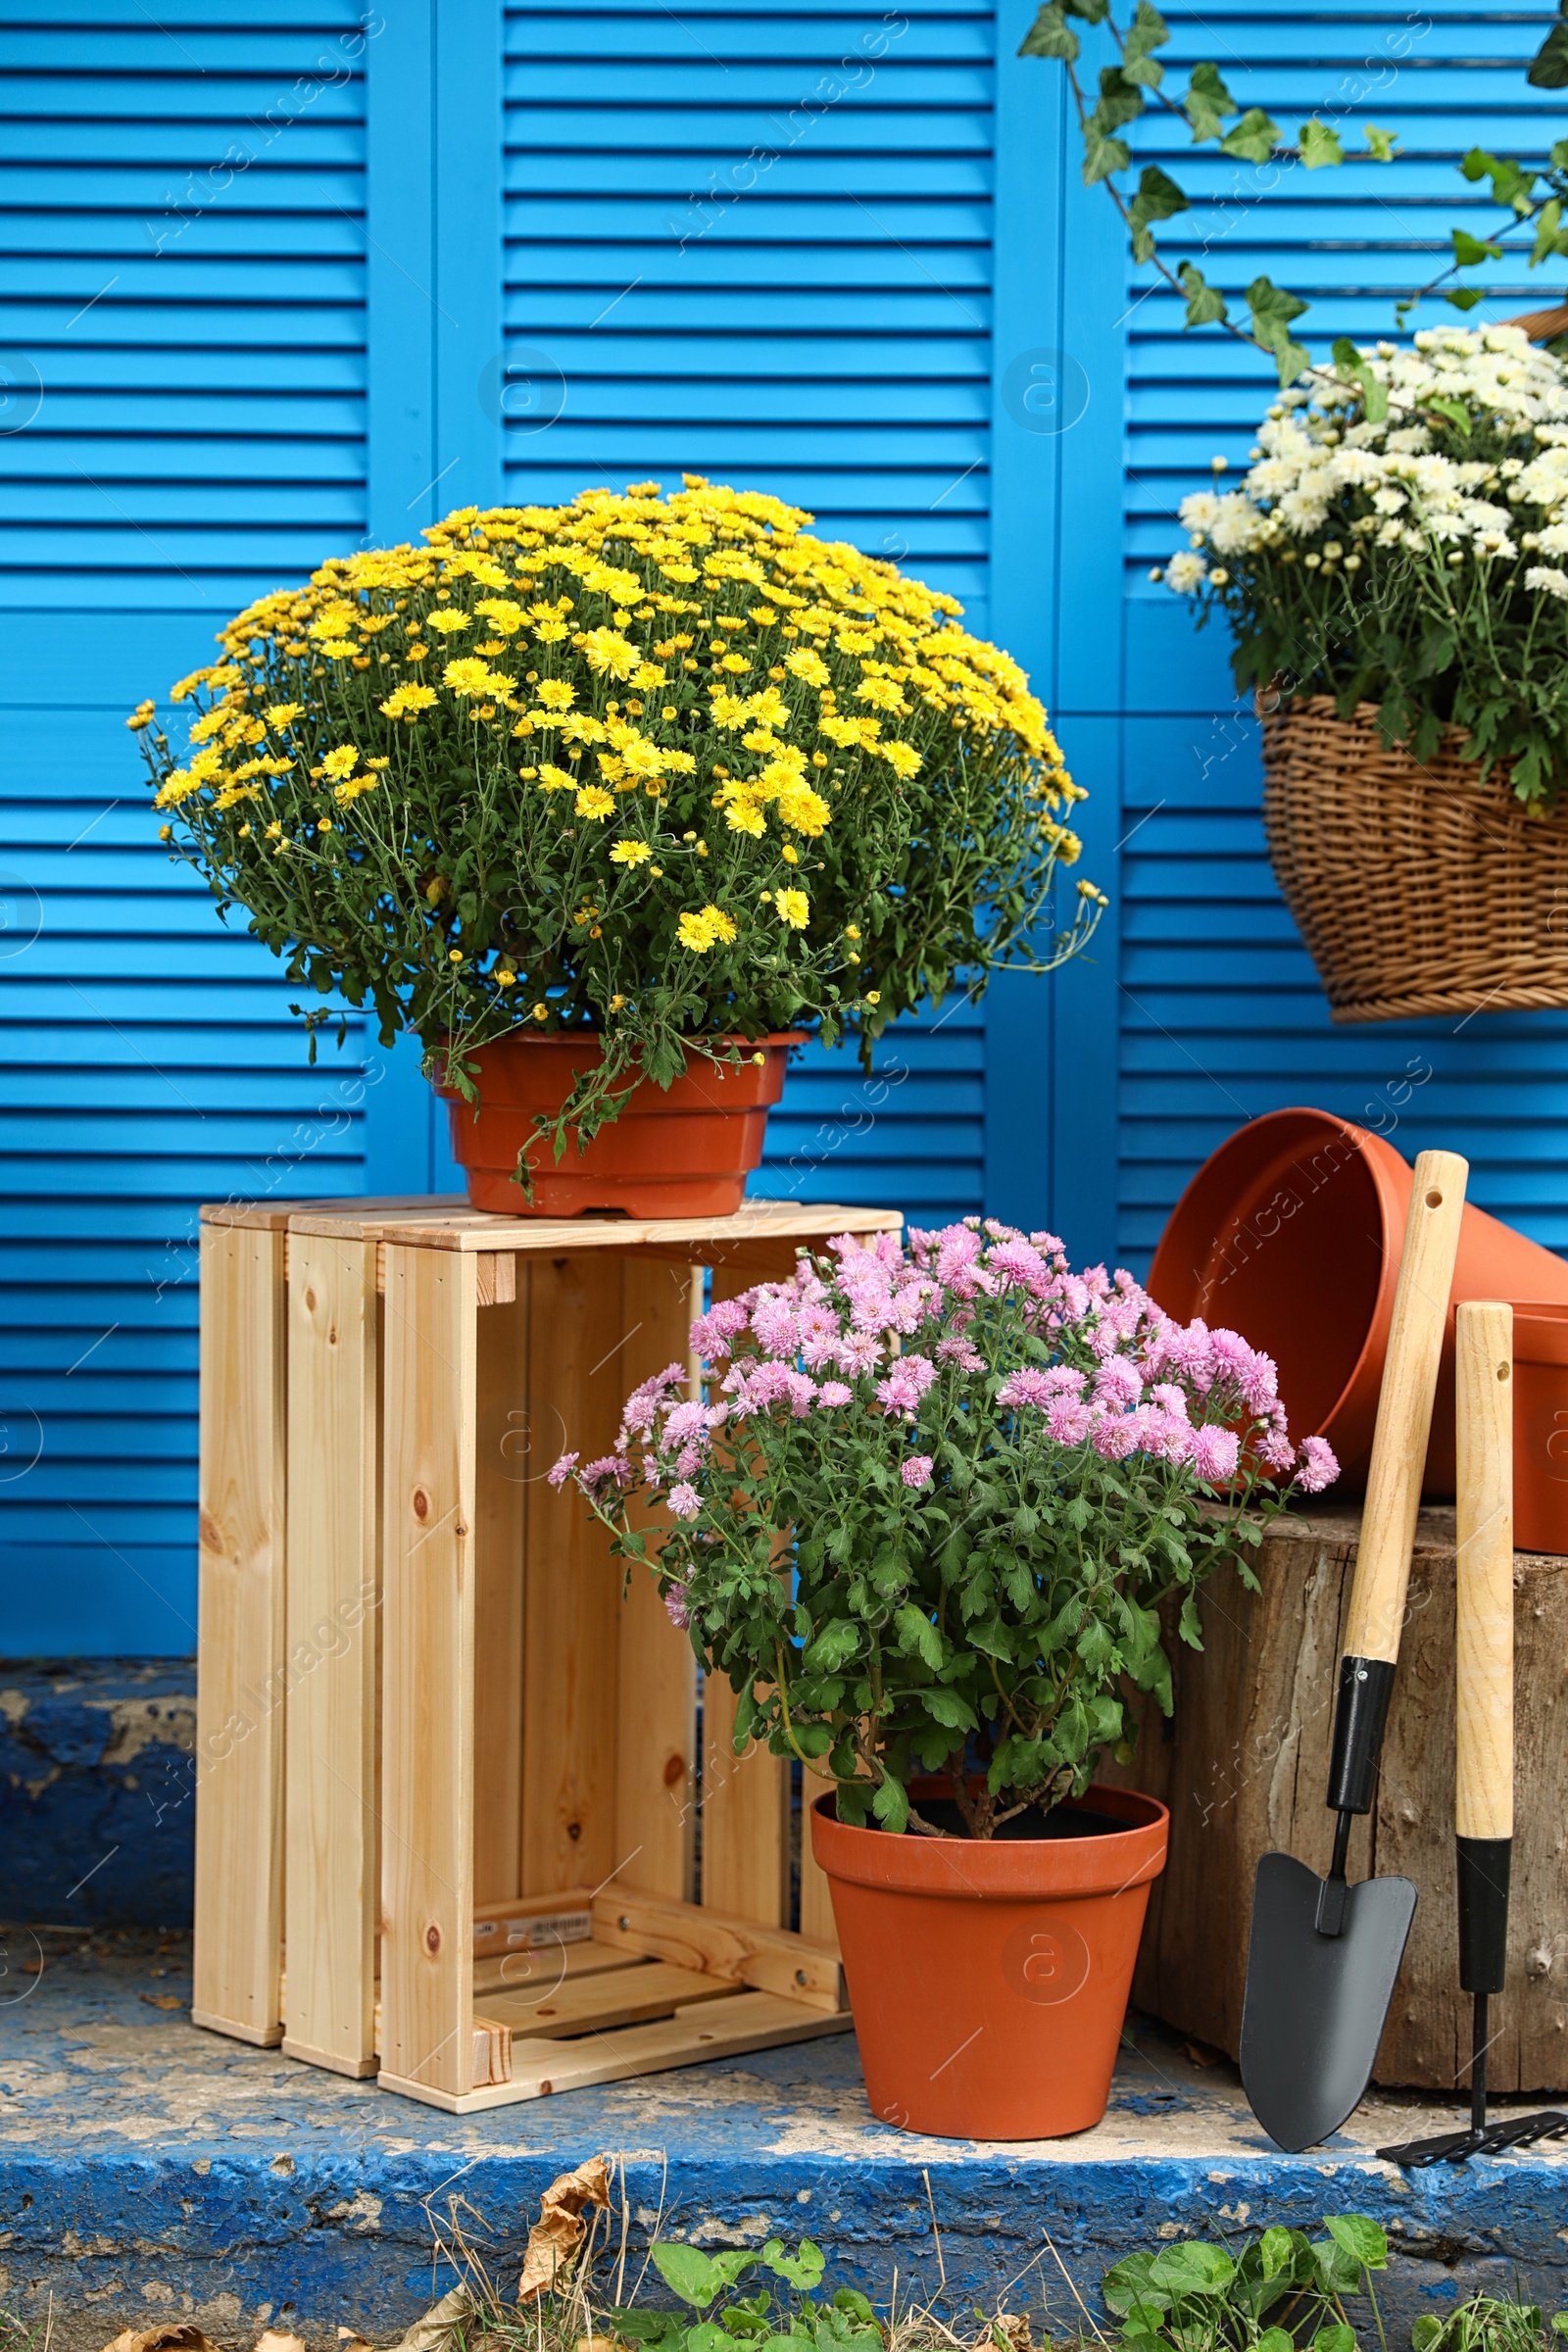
[1105,1503,1568,2091]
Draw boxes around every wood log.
[1102,1502,1568,2091]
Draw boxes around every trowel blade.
[1240,1848,1417,2152]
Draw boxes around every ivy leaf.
[1017,2,1078,62]
[1427,398,1473,439]
[1220,108,1281,164]
[1530,5,1568,89]
[1331,337,1389,423]
[1452,228,1503,268]
[1129,164,1190,266]
[1083,126,1132,185]
[1061,0,1110,17]
[1092,65,1147,136]
[1183,61,1237,143]
[1460,147,1537,217]
[1297,118,1344,169]
[1363,123,1399,161]
[1446,285,1487,312]
[1534,198,1566,267]
[1247,274,1309,377]
[1123,0,1169,86]
[1178,261,1228,326]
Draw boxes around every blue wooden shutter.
[0,2,373,1650]
[1102,1,1568,1276]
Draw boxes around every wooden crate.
[192,1193,901,2111]
[1102,1503,1568,2092]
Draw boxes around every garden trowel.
[1240,1150,1469,2152]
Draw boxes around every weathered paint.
[1,1936,1565,2350]
[0,1662,196,1924]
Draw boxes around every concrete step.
[3,1931,1565,2351]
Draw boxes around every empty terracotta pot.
[436,1030,803,1217]
[1510,1304,1568,1555]
[1147,1107,1568,1493]
[809,1783,1167,2140]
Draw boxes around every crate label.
[473,1907,593,1949]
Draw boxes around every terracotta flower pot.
[1147,1106,1568,1493]
[435,1029,805,1218]
[809,1783,1168,2141]
[1509,1304,1568,1556]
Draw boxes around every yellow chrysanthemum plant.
[134,477,1102,1165]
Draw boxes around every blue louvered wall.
[3,0,1566,1654]
[1109,0,1568,1273]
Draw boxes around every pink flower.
[784,1369,819,1418]
[1046,1396,1094,1446]
[1092,1415,1138,1462]
[1258,1427,1296,1475]
[836,1331,884,1377]
[1093,1356,1143,1410]
[750,1294,801,1357]
[999,1368,1054,1411]
[582,1452,633,1491]
[874,1368,922,1414]
[667,1481,701,1520]
[1297,1434,1339,1493]
[689,1297,751,1359]
[818,1380,853,1407]
[663,1583,692,1630]
[1190,1425,1241,1484]
[988,1238,1049,1294]
[547,1451,578,1489]
[936,1334,984,1372]
[901,1454,934,1489]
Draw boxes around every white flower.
[1163,550,1208,594]
[1179,490,1224,535]
[1526,565,1568,599]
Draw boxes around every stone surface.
[2,1932,1566,2351]
[0,1661,196,1924]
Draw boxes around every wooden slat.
[475,1957,741,2038]
[378,1244,477,2103]
[386,1989,854,2113]
[612,1257,699,1903]
[519,1253,627,1894]
[276,1199,902,1252]
[592,1887,845,2013]
[279,1234,380,2078]
[192,1224,287,2048]
[798,1790,839,1948]
[698,1264,791,1929]
[473,1940,640,1996]
[472,1267,529,1905]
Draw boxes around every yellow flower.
[878,739,922,780]
[475,597,526,635]
[320,744,360,779]
[449,948,464,962]
[127,700,157,731]
[317,817,334,833]
[537,762,576,792]
[846,924,860,939]
[610,838,653,865]
[534,677,576,710]
[781,844,799,863]
[784,647,829,688]
[380,683,438,720]
[723,800,766,839]
[496,968,516,986]
[264,700,303,727]
[865,990,881,1005]
[719,652,751,674]
[579,626,640,679]
[677,904,738,952]
[775,888,809,930]
[425,609,472,635]
[576,784,615,820]
[443,657,512,698]
[533,1002,549,1020]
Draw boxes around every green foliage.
[1298,119,1345,171]
[1102,2216,1388,2352]
[1532,3,1568,91]
[1178,263,1228,326]
[1182,61,1237,143]
[1129,166,1189,263]
[615,2240,878,2352]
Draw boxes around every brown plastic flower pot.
[1509,1303,1568,1556]
[809,1783,1167,2141]
[1147,1106,1568,1493]
[436,1030,804,1218]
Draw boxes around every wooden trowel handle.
[1345,1150,1470,1663]
[1455,1300,1513,1843]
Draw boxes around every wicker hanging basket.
[1260,694,1568,1023]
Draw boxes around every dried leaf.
[103,2328,217,2352]
[385,2286,475,2352]
[254,2334,306,2352]
[140,1994,184,2011]
[1185,2037,1224,2069]
[517,2154,613,2305]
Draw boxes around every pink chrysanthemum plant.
[553,1219,1337,1841]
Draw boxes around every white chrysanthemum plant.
[1154,325,1568,805]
